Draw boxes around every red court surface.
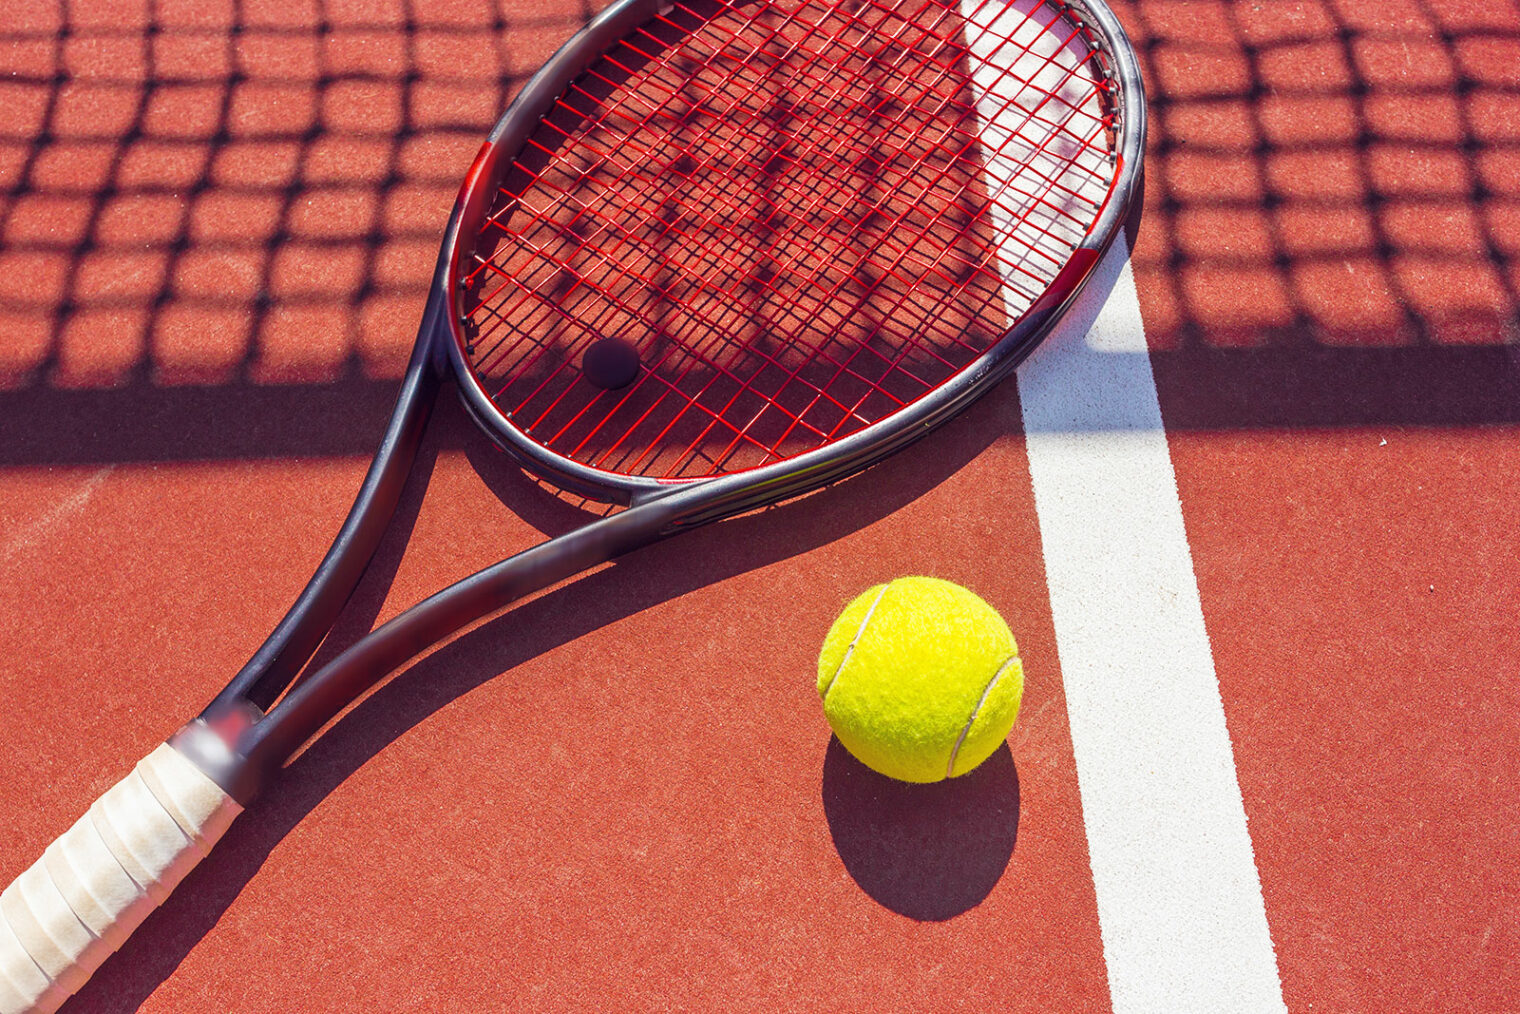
[1,0,1516,1011]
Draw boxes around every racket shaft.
[0,745,239,1014]
[249,489,686,765]
[216,314,443,713]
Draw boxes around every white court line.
[0,466,115,567]
[957,3,1284,1003]
[1017,235,1288,1013]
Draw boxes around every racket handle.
[0,743,242,1014]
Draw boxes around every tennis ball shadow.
[821,736,1020,922]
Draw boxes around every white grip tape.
[0,744,242,1014]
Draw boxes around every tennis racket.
[0,0,1143,1009]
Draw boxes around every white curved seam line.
[947,653,1018,778]
[819,582,892,701]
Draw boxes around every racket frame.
[184,0,1145,802]
[446,0,1145,505]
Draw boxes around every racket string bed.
[477,7,997,398]
[473,64,980,428]
[459,0,1120,484]
[471,37,972,453]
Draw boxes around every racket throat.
[170,700,268,804]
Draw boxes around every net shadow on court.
[0,0,1516,471]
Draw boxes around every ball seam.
[818,581,892,702]
[946,652,1019,778]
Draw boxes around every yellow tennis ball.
[817,576,1023,783]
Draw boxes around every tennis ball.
[817,576,1023,783]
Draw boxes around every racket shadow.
[67,367,1024,1011]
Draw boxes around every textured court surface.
[1,1,1516,1010]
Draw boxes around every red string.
[460,0,1118,482]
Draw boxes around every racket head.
[435,0,1144,506]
